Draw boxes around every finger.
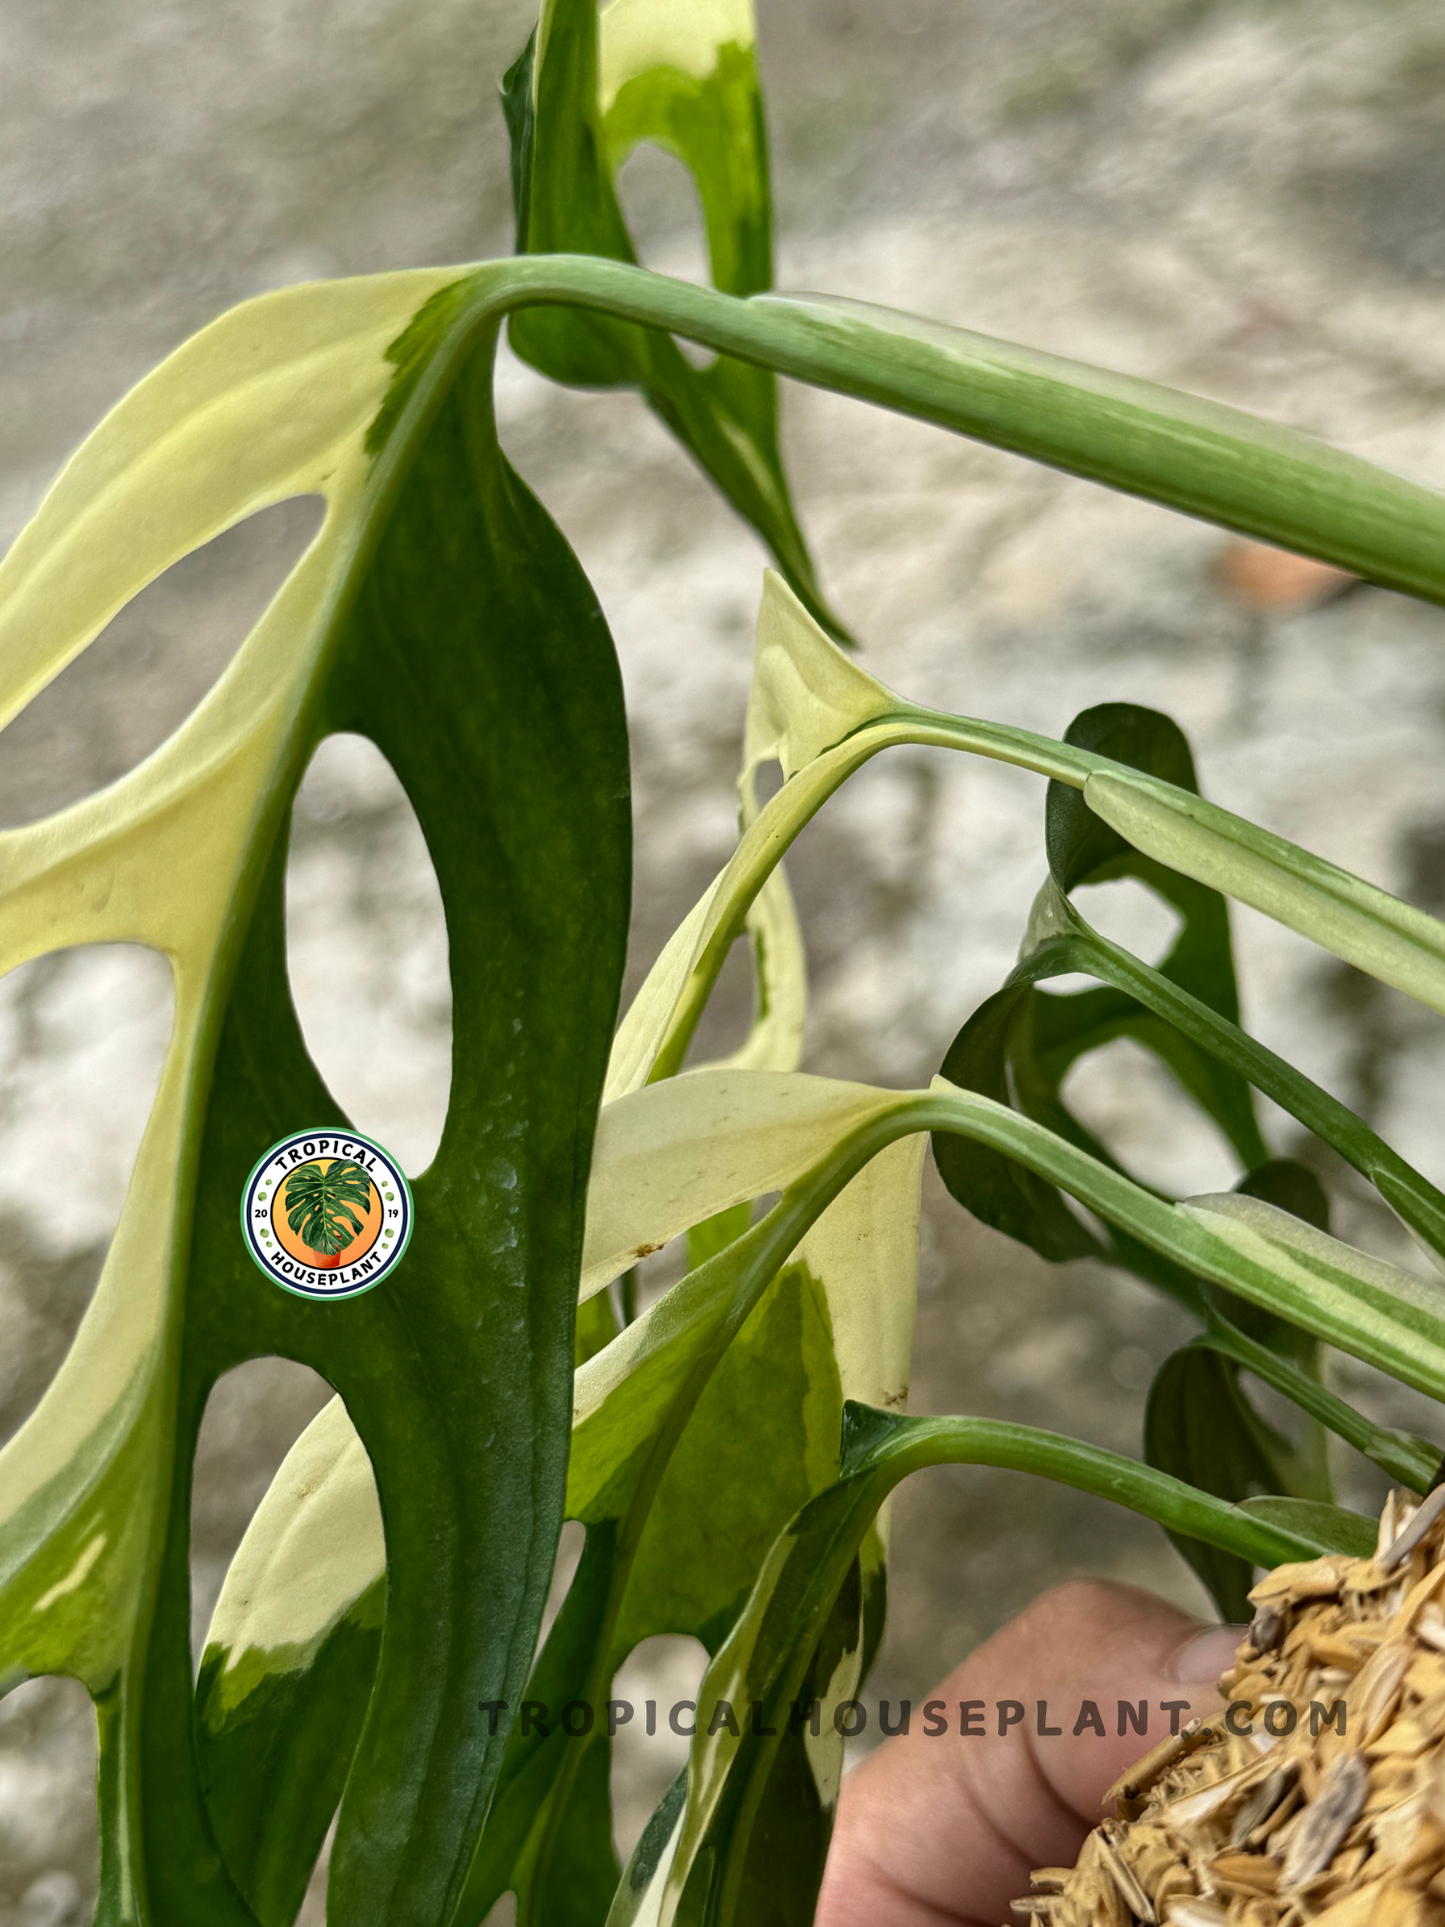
[817,1579,1244,1927]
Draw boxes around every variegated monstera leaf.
[12,4,1445,1917]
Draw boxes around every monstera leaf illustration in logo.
[283,1159,374,1267]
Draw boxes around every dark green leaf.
[1196,1319,1438,1494]
[1144,1347,1284,1620]
[933,980,1105,1264]
[935,703,1267,1303]
[1016,903,1445,1262]
[458,1249,846,1927]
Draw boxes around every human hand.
[817,1580,1243,1927]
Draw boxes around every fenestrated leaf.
[194,1067,914,1899]
[22,180,1445,1927]
[0,269,454,1746]
[959,882,1445,1264]
[206,1057,1445,1828]
[282,1159,373,1257]
[199,1056,925,1927]
[503,0,846,637]
[0,264,632,1927]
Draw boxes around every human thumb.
[817,1579,1244,1927]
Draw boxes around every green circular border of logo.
[239,1128,414,1300]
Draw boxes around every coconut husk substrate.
[1014,1489,1445,1927]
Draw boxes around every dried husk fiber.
[1012,1492,1445,1927]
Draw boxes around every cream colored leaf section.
[0,270,462,979]
[800,1131,924,1413]
[740,570,894,794]
[660,1522,864,1926]
[604,882,720,1103]
[203,1398,383,1688]
[0,269,457,731]
[1084,767,1445,1017]
[696,861,806,1076]
[581,1069,898,1301]
[611,1805,685,1927]
[598,0,755,113]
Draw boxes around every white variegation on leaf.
[203,1398,383,1701]
[598,0,754,114]
[1085,767,1445,1018]
[740,571,895,795]
[581,1070,896,1302]
[1181,1192,1445,1323]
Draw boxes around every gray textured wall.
[6,1,1445,1918]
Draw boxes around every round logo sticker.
[240,1130,413,1299]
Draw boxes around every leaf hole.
[1071,877,1183,967]
[0,1675,98,1922]
[613,144,714,367]
[680,933,762,1071]
[1061,1034,1244,1199]
[750,757,784,810]
[0,497,324,829]
[286,733,452,1178]
[609,1634,709,1863]
[0,943,173,1450]
[539,1518,587,1650]
[190,1357,336,1668]
[295,1813,337,1927]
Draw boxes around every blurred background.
[7,0,1445,1918]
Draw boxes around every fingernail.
[1167,1624,1247,1684]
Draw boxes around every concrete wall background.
[6,0,1445,1918]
